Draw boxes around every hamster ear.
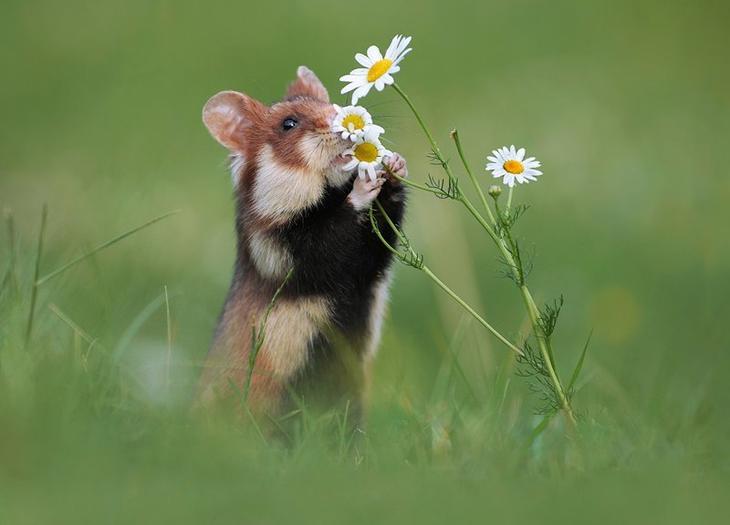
[202,91,267,152]
[286,66,330,103]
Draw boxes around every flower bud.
[488,185,502,198]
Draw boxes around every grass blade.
[113,291,167,361]
[24,204,48,347]
[48,303,95,345]
[244,267,294,402]
[36,210,180,286]
[164,285,173,393]
[1,209,18,296]
[567,330,593,393]
[526,413,554,448]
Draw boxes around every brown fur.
[197,67,406,426]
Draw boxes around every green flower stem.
[519,285,574,424]
[469,188,575,424]
[371,201,523,357]
[388,172,437,194]
[390,82,576,425]
[392,83,451,175]
[450,129,497,226]
[421,265,524,357]
[506,186,514,213]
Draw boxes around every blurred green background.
[1,0,729,522]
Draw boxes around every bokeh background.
[1,0,729,522]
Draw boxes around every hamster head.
[203,66,353,193]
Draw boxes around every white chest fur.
[251,145,325,224]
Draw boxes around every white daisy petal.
[393,48,412,65]
[366,164,377,181]
[351,84,372,104]
[385,35,400,59]
[517,148,525,161]
[340,82,360,94]
[355,53,372,67]
[366,45,382,62]
[339,74,365,82]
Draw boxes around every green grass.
[2,0,730,522]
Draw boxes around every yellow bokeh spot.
[354,142,379,163]
[503,159,524,174]
[341,114,366,131]
[367,59,393,82]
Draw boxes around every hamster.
[197,66,408,426]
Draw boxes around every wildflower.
[340,35,412,104]
[331,104,384,142]
[342,128,392,181]
[486,145,542,188]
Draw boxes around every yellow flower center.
[503,159,524,174]
[354,142,379,163]
[367,58,393,82]
[341,114,366,131]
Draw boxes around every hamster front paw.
[348,176,386,211]
[381,153,408,182]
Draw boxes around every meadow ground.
[1,0,729,522]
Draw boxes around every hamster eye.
[282,117,298,131]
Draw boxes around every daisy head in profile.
[342,127,392,181]
[331,104,384,142]
[486,145,542,188]
[340,35,413,104]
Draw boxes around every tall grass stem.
[24,204,48,348]
[36,210,180,286]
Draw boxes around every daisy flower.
[331,104,384,142]
[340,34,413,104]
[342,128,392,181]
[486,145,543,188]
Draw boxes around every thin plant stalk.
[24,204,48,348]
[164,285,173,393]
[371,200,523,357]
[506,186,514,213]
[5,208,17,274]
[36,210,180,286]
[243,267,294,402]
[389,83,576,425]
[451,130,496,225]
[1,210,18,298]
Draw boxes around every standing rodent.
[196,66,408,426]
